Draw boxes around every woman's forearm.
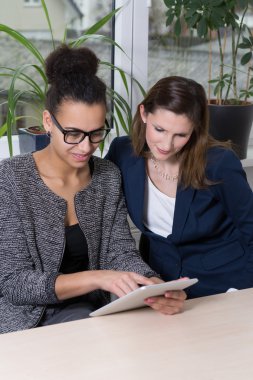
[55,270,155,300]
[55,271,100,300]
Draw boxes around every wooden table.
[0,288,253,380]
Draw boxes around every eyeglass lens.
[65,129,108,144]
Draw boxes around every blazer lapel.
[124,155,196,240]
[172,185,195,243]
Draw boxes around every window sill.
[0,136,20,160]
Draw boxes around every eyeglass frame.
[50,113,111,144]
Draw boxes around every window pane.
[148,2,253,100]
[0,1,113,133]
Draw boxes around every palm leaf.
[0,24,45,66]
[84,7,122,35]
[101,61,129,96]
[0,122,7,138]
[69,34,124,52]
[41,0,55,50]
[0,65,47,101]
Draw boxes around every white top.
[143,176,176,237]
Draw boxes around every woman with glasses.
[0,45,186,334]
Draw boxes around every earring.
[46,131,51,138]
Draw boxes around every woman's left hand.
[144,277,187,315]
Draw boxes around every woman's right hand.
[55,270,155,301]
[95,270,156,298]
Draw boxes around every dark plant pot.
[208,102,253,159]
[19,127,50,154]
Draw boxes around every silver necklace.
[150,156,179,182]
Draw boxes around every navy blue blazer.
[106,136,253,298]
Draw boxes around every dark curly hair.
[45,44,107,114]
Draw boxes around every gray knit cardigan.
[0,154,156,334]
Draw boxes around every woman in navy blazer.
[106,76,253,298]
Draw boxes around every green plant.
[0,0,145,156]
[163,0,253,105]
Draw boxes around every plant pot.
[208,102,253,160]
[19,127,50,154]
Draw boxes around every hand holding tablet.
[90,278,198,317]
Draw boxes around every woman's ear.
[139,105,147,124]
[43,110,53,134]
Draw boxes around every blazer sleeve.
[208,149,253,246]
[105,136,119,163]
[105,136,131,168]
[0,164,59,306]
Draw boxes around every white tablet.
[90,278,198,317]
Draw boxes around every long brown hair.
[131,76,231,189]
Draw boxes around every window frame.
[23,0,41,7]
[113,0,149,136]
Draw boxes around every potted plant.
[0,0,144,156]
[164,0,253,159]
[18,126,50,154]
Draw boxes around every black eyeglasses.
[50,113,111,144]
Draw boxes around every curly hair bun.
[45,44,99,85]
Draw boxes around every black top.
[60,224,89,274]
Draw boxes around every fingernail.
[145,298,154,303]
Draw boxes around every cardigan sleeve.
[208,149,253,246]
[0,163,59,306]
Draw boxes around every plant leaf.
[84,7,122,35]
[0,24,45,66]
[241,51,252,65]
[41,0,55,50]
